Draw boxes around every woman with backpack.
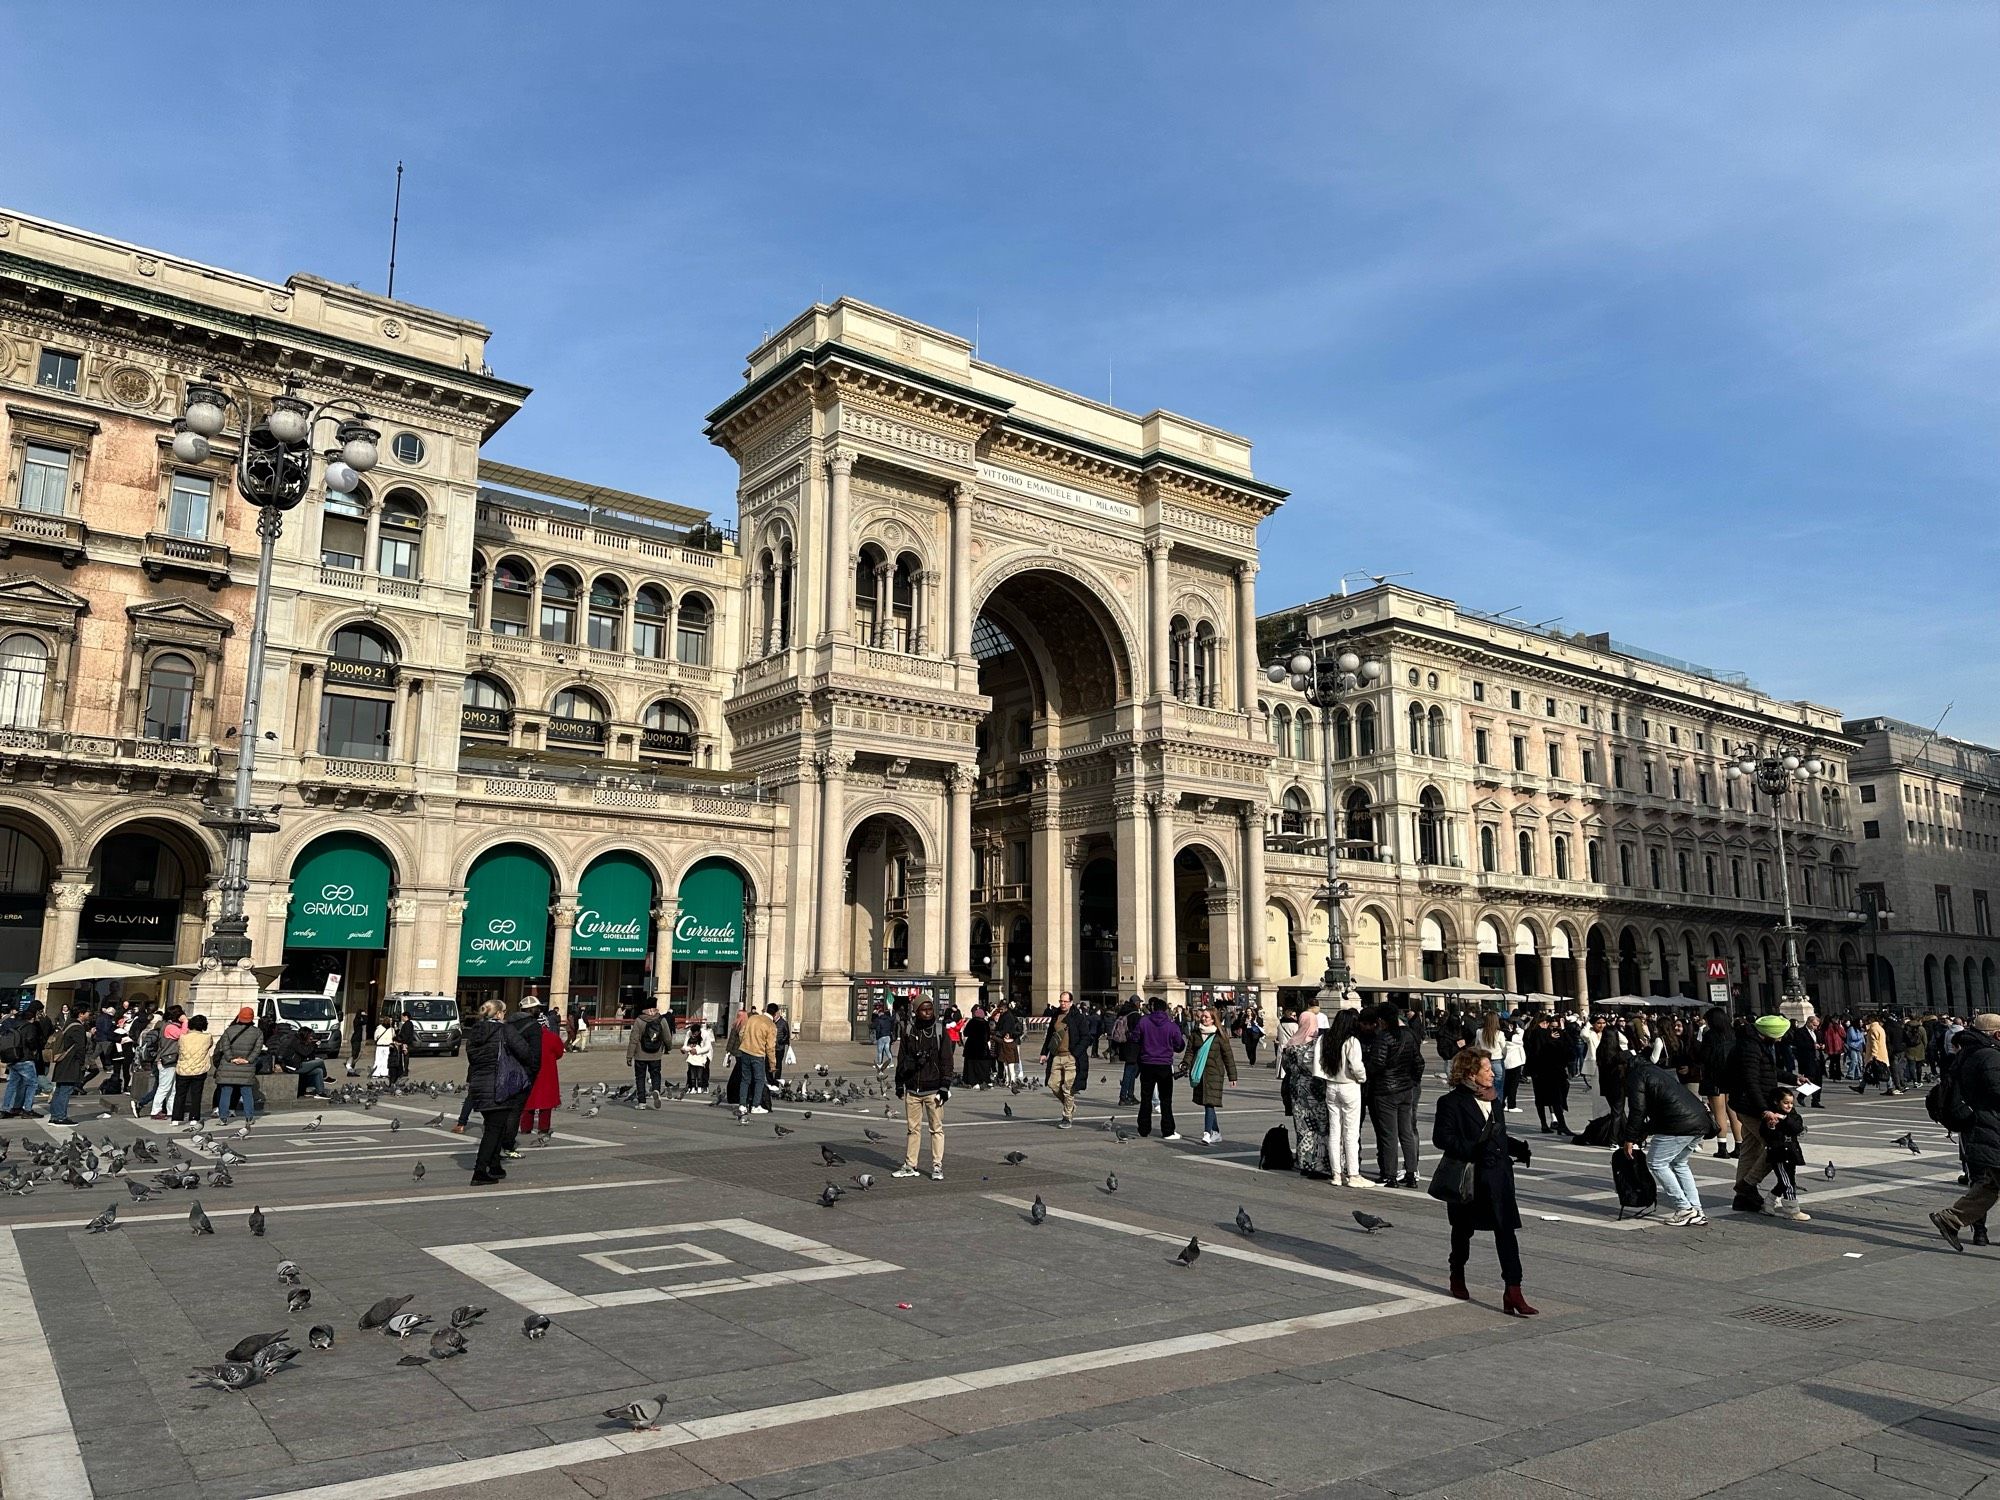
[626,1005,670,1102]
[145,1005,184,1119]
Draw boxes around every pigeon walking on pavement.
[1104,1173,1118,1193]
[248,1205,265,1236]
[358,1294,413,1330]
[819,1143,846,1166]
[522,1313,551,1339]
[1235,1206,1255,1236]
[224,1331,288,1363]
[1029,1194,1047,1225]
[429,1327,468,1360]
[383,1312,431,1339]
[449,1305,486,1330]
[605,1394,668,1432]
[286,1287,312,1313]
[1175,1236,1201,1267]
[1894,1132,1920,1154]
[308,1326,334,1350]
[188,1200,213,1235]
[1352,1211,1392,1233]
[85,1202,116,1234]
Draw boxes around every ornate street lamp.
[1726,744,1824,1021]
[178,371,379,1011]
[1267,634,1383,1010]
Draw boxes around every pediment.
[1471,797,1507,817]
[1547,809,1577,828]
[0,573,90,614]
[127,597,235,636]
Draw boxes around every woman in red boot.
[1432,1046,1538,1316]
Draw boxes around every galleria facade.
[0,208,1891,1039]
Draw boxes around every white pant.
[372,1042,392,1079]
[1327,1079,1364,1180]
[149,1064,176,1115]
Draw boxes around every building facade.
[1844,716,2000,1016]
[1257,586,1866,1014]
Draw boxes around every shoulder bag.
[1426,1102,1500,1206]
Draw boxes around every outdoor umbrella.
[22,958,160,989]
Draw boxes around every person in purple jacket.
[1134,997,1187,1140]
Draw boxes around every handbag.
[1426,1103,1500,1206]
[495,1031,530,1101]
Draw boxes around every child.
[1761,1086,1811,1222]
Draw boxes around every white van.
[384,992,464,1056]
[257,992,344,1056]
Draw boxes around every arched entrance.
[1513,921,1543,994]
[457,844,557,1011]
[1078,858,1119,1005]
[1617,927,1642,995]
[1476,917,1508,991]
[1585,926,1612,1000]
[83,819,212,1009]
[282,831,396,1026]
[0,811,56,1003]
[844,813,930,976]
[1550,923,1578,1000]
[1174,846,1222,981]
[674,858,749,1020]
[573,852,658,1019]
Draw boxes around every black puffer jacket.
[464,1017,536,1112]
[1726,1023,1796,1116]
[1951,1030,2000,1177]
[1620,1059,1714,1142]
[1699,1023,1737,1097]
[1363,1024,1425,1103]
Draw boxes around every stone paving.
[2,1051,1996,1500]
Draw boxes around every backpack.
[136,1028,160,1066]
[1257,1125,1296,1171]
[639,1018,665,1052]
[1576,1114,1616,1147]
[1611,1148,1657,1219]
[1109,1014,1131,1047]
[0,1018,21,1066]
[1926,1072,1975,1131]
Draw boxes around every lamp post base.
[1778,988,1816,1026]
[185,961,264,1029]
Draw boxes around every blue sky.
[7,5,1996,737]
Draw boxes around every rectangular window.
[35,349,80,393]
[633,620,663,658]
[1544,697,1556,717]
[1863,820,1880,839]
[1547,742,1562,778]
[1695,732,1705,750]
[1509,689,1522,710]
[318,693,393,761]
[1937,885,1956,933]
[539,604,576,645]
[1613,755,1626,789]
[1858,783,1876,803]
[1671,766,1683,799]
[319,501,366,571]
[1474,728,1490,765]
[1976,890,1992,937]
[587,611,619,651]
[18,443,71,514]
[1756,862,1769,900]
[1611,711,1622,733]
[1677,850,1691,891]
[1578,706,1590,726]
[1642,761,1656,794]
[1512,735,1527,771]
[1730,858,1743,897]
[1697,771,1710,803]
[1668,725,1679,745]
[378,534,419,580]
[1587,840,1603,882]
[1471,681,1485,702]
[1649,848,1663,887]
[1908,820,1917,838]
[1704,854,1717,895]
[1581,747,1596,783]
[1619,846,1634,885]
[166,474,212,539]
[1640,718,1650,738]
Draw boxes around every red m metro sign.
[1706,959,1730,981]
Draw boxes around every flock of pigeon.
[187,1294,516,1392]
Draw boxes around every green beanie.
[1754,1015,1790,1039]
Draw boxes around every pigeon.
[396,1355,429,1367]
[1352,1211,1392,1233]
[1175,1236,1201,1267]
[819,1144,846,1166]
[384,1312,431,1339]
[423,1112,446,1129]
[604,1394,668,1431]
[449,1304,486,1330]
[308,1325,334,1350]
[225,1331,288,1362]
[818,1183,843,1207]
[774,1124,793,1137]
[1104,1173,1118,1193]
[286,1287,312,1313]
[1003,1152,1027,1166]
[864,1128,886,1144]
[85,1202,117,1234]
[302,1116,323,1133]
[1824,1161,1837,1180]
[217,1147,248,1166]
[126,1179,156,1202]
[429,1327,467,1359]
[579,1104,601,1119]
[1029,1195,1047,1225]
[189,1361,259,1391]
[189,1201,213,1235]
[852,1173,875,1190]
[1894,1132,1919,1154]
[277,1260,301,1285]
[248,1205,265,1237]
[252,1341,300,1378]
[206,1166,233,1189]
[389,1118,401,1133]
[1003,1103,1013,1118]
[411,1162,426,1182]
[1235,1206,1255,1236]
[359,1294,413,1330]
[522,1313,551,1339]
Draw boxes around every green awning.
[459,847,550,977]
[675,860,745,962]
[285,834,391,950]
[572,854,652,959]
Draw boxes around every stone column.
[1148,541,1170,698]
[1150,792,1177,987]
[1030,804,1060,1013]
[548,899,579,1018]
[361,500,382,578]
[814,751,851,971]
[949,484,974,661]
[38,873,92,974]
[651,899,678,1015]
[1235,561,1258,712]
[873,559,891,648]
[823,451,854,643]
[479,568,496,633]
[945,765,973,978]
[1242,804,1269,982]
[753,903,776,1013]
[1114,792,1148,999]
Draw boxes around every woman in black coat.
[463,1000,536,1185]
[1433,1045,1537,1316]
[961,1005,993,1089]
[1523,1017,1572,1136]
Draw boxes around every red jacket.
[522,1025,567,1110]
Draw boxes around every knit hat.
[1973,1013,2000,1036]
[1754,1015,1791,1039]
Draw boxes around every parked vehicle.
[384,992,464,1056]
[257,992,343,1056]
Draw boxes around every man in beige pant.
[891,997,954,1181]
[1041,992,1082,1129]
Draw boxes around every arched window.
[1344,787,1377,861]
[633,585,669,658]
[460,674,513,739]
[321,626,399,760]
[1408,702,1426,752]
[1587,838,1603,882]
[1427,705,1446,757]
[1553,833,1571,880]
[1294,708,1314,761]
[886,920,911,971]
[1417,786,1446,865]
[588,576,625,651]
[1272,704,1292,755]
[469,554,487,626]
[641,699,696,763]
[377,492,423,579]
[1280,787,1309,837]
[539,568,580,644]
[1479,825,1497,872]
[142,653,196,742]
[854,544,887,646]
[676,593,712,665]
[768,537,795,652]
[1193,621,1218,705]
[1168,615,1191,699]
[329,625,396,665]
[1518,829,1536,877]
[548,686,608,751]
[0,634,49,729]
[891,553,920,653]
[319,488,369,570]
[1355,702,1378,755]
[490,557,533,637]
[1333,706,1353,759]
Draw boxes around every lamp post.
[175,371,380,1018]
[1727,744,1823,1022]
[1267,633,1383,1010]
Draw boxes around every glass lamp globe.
[1337,651,1360,673]
[1806,758,1824,775]
[1288,653,1313,678]
[1726,765,1742,779]
[1266,663,1287,684]
[1361,660,1384,681]
[183,388,227,437]
[265,398,311,446]
[323,461,360,495]
[171,423,210,463]
[1781,753,1801,771]
[340,426,381,472]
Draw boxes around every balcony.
[972,883,1030,905]
[851,644,950,686]
[0,726,215,771]
[474,500,734,571]
[467,628,714,687]
[455,767,775,823]
[0,505,87,566]
[142,533,232,590]
[316,564,424,602]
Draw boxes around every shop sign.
[572,856,652,959]
[674,860,744,962]
[459,848,551,976]
[81,898,177,943]
[285,834,391,949]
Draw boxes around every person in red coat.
[519,1015,566,1138]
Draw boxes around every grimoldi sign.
[459,848,551,977]
[285,834,390,950]
[976,461,1140,525]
